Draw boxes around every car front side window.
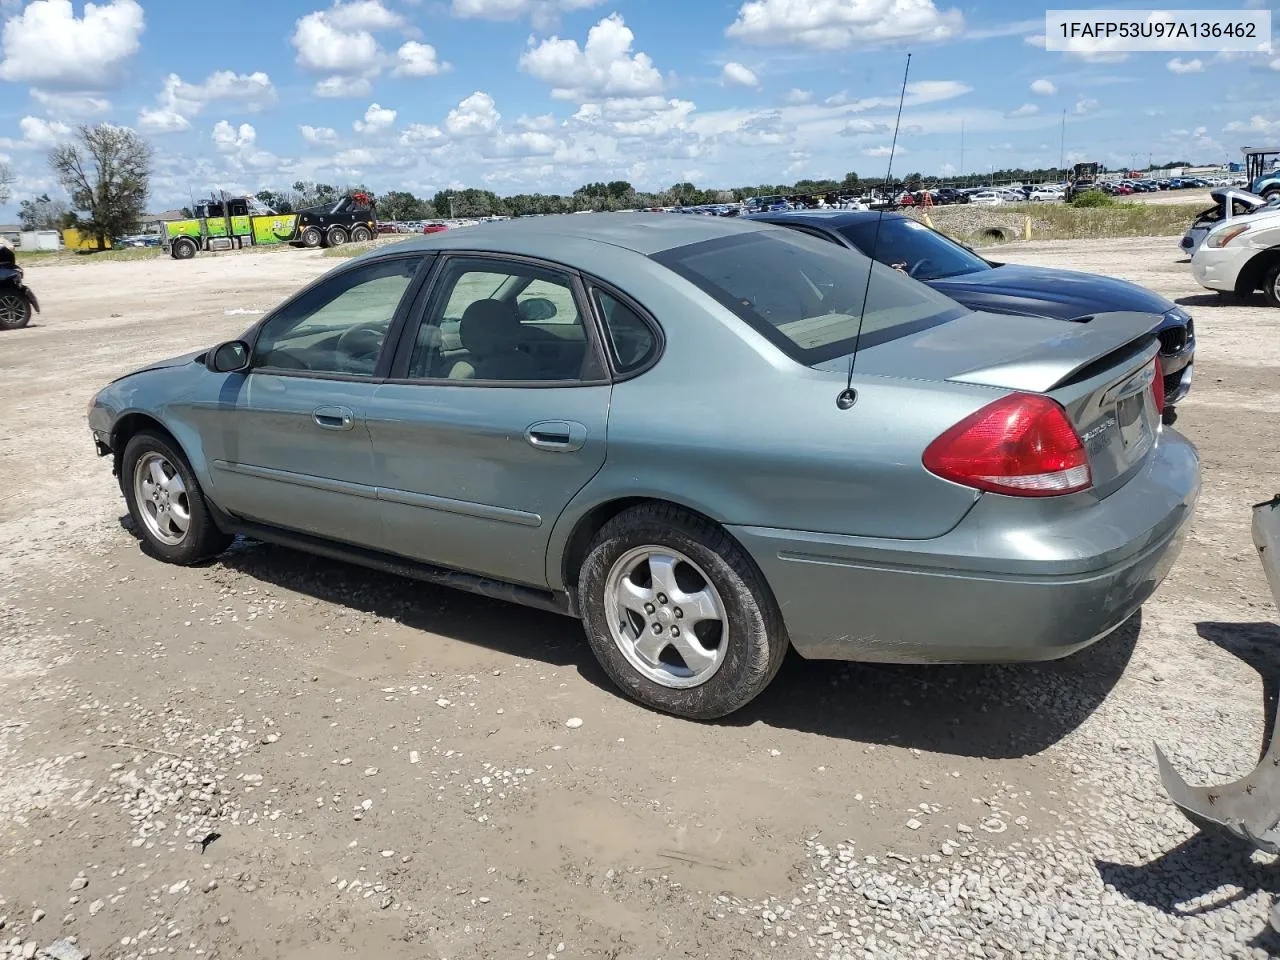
[407,258,598,383]
[253,256,422,377]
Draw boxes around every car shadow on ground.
[1175,292,1263,309]
[1096,620,1280,956]
[183,533,1141,760]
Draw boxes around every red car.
[422,223,449,234]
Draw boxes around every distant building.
[0,223,21,244]
[140,209,187,233]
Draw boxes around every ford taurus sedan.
[88,214,1199,719]
[749,210,1196,418]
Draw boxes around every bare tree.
[0,160,13,207]
[49,124,152,247]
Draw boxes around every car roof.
[372,212,777,258]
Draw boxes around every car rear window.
[651,229,966,365]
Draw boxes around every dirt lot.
[1,237,1278,960]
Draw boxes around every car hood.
[109,348,207,384]
[927,263,1175,321]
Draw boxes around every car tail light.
[1151,356,1165,413]
[923,393,1092,497]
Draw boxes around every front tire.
[0,290,32,330]
[121,431,232,565]
[578,504,788,719]
[171,237,197,260]
[1264,262,1280,308]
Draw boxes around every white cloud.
[825,79,970,112]
[1007,103,1039,118]
[1225,115,1280,134]
[451,0,604,27]
[212,120,256,152]
[314,75,374,98]
[1030,78,1056,96]
[1024,33,1046,48]
[399,122,446,146]
[0,115,71,150]
[721,62,759,88]
[519,13,663,101]
[1167,57,1204,74]
[840,118,891,135]
[1074,97,1099,115]
[291,0,403,75]
[0,0,144,88]
[354,102,397,133]
[30,89,110,117]
[863,144,906,157]
[726,0,963,50]
[301,124,339,145]
[518,114,558,131]
[573,96,695,139]
[137,108,191,134]
[445,91,500,136]
[784,88,811,104]
[163,71,277,115]
[394,41,448,77]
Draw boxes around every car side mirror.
[518,297,557,322]
[209,340,251,373]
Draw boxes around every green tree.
[48,123,152,247]
[17,193,68,230]
[255,189,292,213]
[378,190,427,221]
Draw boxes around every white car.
[969,191,1004,205]
[1028,187,1064,201]
[1191,206,1280,305]
[1180,188,1279,257]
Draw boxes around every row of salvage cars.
[1184,187,1280,305]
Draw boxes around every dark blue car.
[748,210,1194,418]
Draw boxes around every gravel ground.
[0,237,1278,960]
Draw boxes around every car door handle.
[525,420,587,452]
[314,405,355,431]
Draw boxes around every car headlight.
[1207,224,1250,248]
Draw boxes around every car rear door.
[198,254,430,548]
[363,254,612,588]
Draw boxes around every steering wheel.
[336,325,385,363]
[908,258,936,280]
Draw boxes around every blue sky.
[1,0,1278,217]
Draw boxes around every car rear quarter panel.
[543,259,1008,590]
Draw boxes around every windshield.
[652,229,967,365]
[837,218,990,281]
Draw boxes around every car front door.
[199,254,429,548]
[364,255,612,588]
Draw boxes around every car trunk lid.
[854,309,1163,495]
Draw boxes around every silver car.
[88,215,1199,718]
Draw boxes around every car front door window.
[253,257,422,376]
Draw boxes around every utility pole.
[1059,109,1066,172]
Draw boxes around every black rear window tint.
[651,230,966,365]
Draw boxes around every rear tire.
[0,290,31,330]
[578,504,788,719]
[120,430,232,565]
[327,226,349,247]
[301,226,324,248]
[350,225,372,242]
[1264,262,1280,308]
[171,238,197,260]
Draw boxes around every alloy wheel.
[133,452,191,545]
[603,545,728,689]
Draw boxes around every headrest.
[459,299,519,356]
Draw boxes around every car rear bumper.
[729,429,1199,663]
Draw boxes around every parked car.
[88,215,1198,719]
[1180,188,1277,257]
[969,191,1004,205]
[1028,187,1064,201]
[747,210,1196,415]
[1192,206,1280,306]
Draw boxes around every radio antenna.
[839,52,912,411]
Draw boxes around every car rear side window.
[592,288,659,374]
[652,230,966,365]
